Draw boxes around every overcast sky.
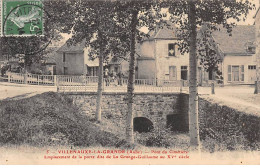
[237,0,259,25]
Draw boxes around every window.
[248,65,256,70]
[232,66,240,81]
[169,66,177,80]
[168,43,175,56]
[247,46,256,54]
[87,67,98,76]
[63,53,66,62]
[181,66,188,80]
[227,65,245,82]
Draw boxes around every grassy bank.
[0,92,126,147]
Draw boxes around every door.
[181,66,188,80]
[169,66,177,80]
[248,65,256,84]
[232,66,239,81]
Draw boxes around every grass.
[0,92,127,148]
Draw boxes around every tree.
[163,0,254,149]
[115,0,169,143]
[197,23,224,83]
[47,0,130,122]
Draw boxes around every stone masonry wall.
[65,92,189,131]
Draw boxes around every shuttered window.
[228,65,245,82]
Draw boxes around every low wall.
[65,92,189,131]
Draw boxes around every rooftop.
[57,39,86,53]
[212,25,256,55]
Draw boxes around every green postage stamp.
[1,0,43,36]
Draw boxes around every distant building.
[136,27,190,82]
[136,24,257,85]
[55,24,257,86]
[56,39,129,76]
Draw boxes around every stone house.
[55,39,129,76]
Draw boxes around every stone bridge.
[65,92,189,133]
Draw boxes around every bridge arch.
[134,117,154,133]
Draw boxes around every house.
[56,23,257,86]
[136,24,257,85]
[56,39,129,76]
[136,27,190,82]
[211,25,256,85]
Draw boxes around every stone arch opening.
[134,117,154,133]
[166,114,188,132]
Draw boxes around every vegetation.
[0,92,127,147]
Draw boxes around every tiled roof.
[144,23,177,41]
[212,25,255,55]
[57,39,86,53]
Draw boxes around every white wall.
[155,39,189,80]
[140,41,155,58]
[223,54,257,84]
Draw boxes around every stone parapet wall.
[65,92,189,131]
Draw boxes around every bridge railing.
[7,72,56,86]
[57,76,189,93]
[5,72,190,93]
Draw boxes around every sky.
[236,0,259,25]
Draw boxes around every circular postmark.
[2,0,53,55]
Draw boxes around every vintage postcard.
[0,0,259,165]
